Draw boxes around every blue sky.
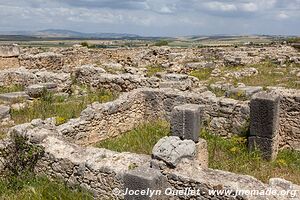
[0,0,299,36]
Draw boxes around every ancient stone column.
[170,104,203,142]
[248,91,281,160]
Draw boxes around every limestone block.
[171,104,203,142]
[0,92,29,103]
[123,165,168,200]
[26,83,57,98]
[250,92,280,139]
[248,136,279,160]
[0,45,20,57]
[195,138,208,169]
[0,105,10,120]
[152,136,196,167]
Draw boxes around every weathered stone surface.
[171,104,203,142]
[152,136,196,167]
[0,92,29,103]
[195,138,208,169]
[124,166,168,200]
[250,92,281,139]
[0,105,10,120]
[249,92,281,160]
[26,84,47,98]
[226,86,263,98]
[0,45,20,57]
[25,83,57,98]
[248,136,279,160]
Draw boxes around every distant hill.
[0,29,141,39]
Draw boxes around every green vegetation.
[95,121,170,154]
[154,40,169,46]
[189,68,213,80]
[146,65,164,77]
[0,126,93,200]
[95,120,300,184]
[11,88,118,125]
[201,129,300,184]
[80,41,89,47]
[0,85,24,94]
[237,62,300,89]
[189,61,300,92]
[0,176,93,200]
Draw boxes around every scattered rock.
[152,136,196,167]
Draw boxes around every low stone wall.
[58,88,250,145]
[73,65,199,92]
[19,52,64,71]
[0,57,19,69]
[0,67,71,91]
[58,90,147,145]
[58,87,300,150]
[6,121,300,200]
[276,89,300,150]
[8,120,150,199]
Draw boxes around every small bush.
[154,40,169,46]
[0,134,44,190]
[80,42,89,47]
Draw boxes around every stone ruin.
[0,44,300,199]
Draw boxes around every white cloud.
[241,3,258,12]
[276,12,289,20]
[204,1,237,12]
[0,0,299,35]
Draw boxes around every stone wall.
[7,120,150,199]
[276,89,300,150]
[58,88,250,145]
[58,90,147,145]
[0,67,71,91]
[57,87,300,150]
[0,57,19,69]
[73,65,199,92]
[5,121,300,200]
[0,45,21,69]
[19,52,64,71]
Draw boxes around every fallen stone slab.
[0,92,29,103]
[226,86,263,98]
[26,83,58,98]
[171,104,203,142]
[152,136,196,167]
[0,105,10,120]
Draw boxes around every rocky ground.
[0,43,299,199]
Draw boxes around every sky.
[0,0,299,36]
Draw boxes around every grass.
[146,65,164,77]
[189,68,213,81]
[95,120,300,184]
[201,130,300,184]
[0,176,93,200]
[95,120,170,154]
[237,62,300,89]
[0,85,24,94]
[11,88,118,125]
[204,61,300,90]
